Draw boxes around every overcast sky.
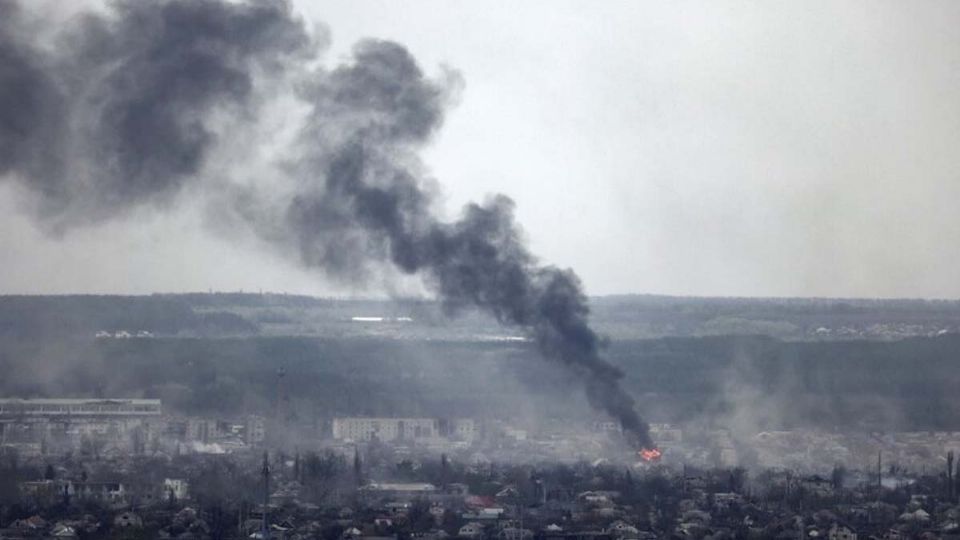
[2,1,960,298]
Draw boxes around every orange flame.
[638,447,662,461]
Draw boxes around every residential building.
[332,417,475,442]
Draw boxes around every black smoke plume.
[0,0,652,447]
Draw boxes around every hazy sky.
[2,1,960,298]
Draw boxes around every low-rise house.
[13,515,49,531]
[459,522,484,538]
[578,491,618,507]
[462,507,505,521]
[362,482,438,502]
[496,486,520,502]
[384,501,412,516]
[828,523,858,540]
[606,520,639,538]
[164,478,189,500]
[677,520,710,538]
[50,523,78,538]
[466,495,498,509]
[899,509,931,523]
[114,512,143,528]
[498,527,533,540]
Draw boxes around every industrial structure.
[0,398,162,418]
[0,398,161,455]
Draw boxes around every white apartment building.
[332,417,476,442]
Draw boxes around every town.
[3,399,960,539]
[0,0,957,537]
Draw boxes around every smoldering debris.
[0,0,651,446]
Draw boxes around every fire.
[638,447,662,461]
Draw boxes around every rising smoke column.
[0,0,652,447]
[283,40,652,446]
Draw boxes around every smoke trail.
[282,41,651,444]
[0,0,652,446]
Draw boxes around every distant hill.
[0,295,257,338]
[4,293,960,431]
[3,292,960,341]
[2,330,960,432]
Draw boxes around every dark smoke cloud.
[0,0,66,200]
[0,0,652,446]
[0,0,312,229]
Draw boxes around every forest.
[2,293,960,432]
